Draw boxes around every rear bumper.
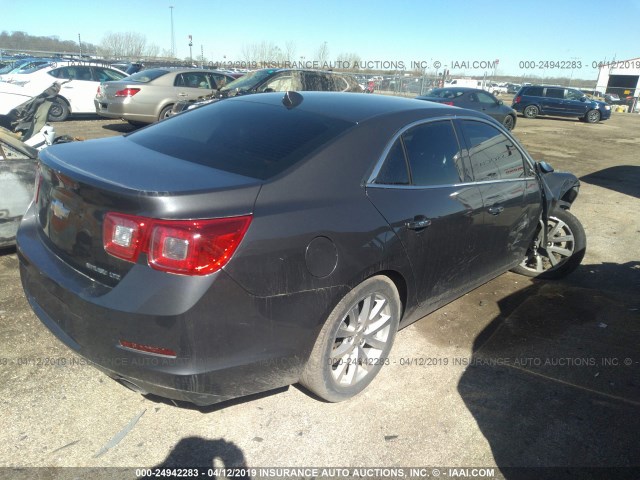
[17,207,334,406]
[94,99,155,124]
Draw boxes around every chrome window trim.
[367,177,535,190]
[366,115,536,187]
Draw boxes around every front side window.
[476,92,498,105]
[565,89,584,101]
[461,120,525,182]
[402,121,464,186]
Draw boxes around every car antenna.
[282,91,303,109]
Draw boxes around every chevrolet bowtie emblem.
[51,199,70,220]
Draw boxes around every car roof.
[228,91,483,123]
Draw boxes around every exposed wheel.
[300,275,401,402]
[512,208,586,279]
[523,105,539,118]
[158,105,174,121]
[584,109,601,123]
[47,97,70,122]
[502,114,515,130]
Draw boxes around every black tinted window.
[524,86,543,96]
[374,139,409,185]
[402,121,463,186]
[304,72,334,91]
[128,99,353,180]
[461,121,525,181]
[545,88,564,99]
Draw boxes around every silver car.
[94,68,237,125]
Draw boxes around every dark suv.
[512,85,611,123]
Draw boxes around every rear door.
[458,119,542,273]
[366,119,486,309]
[540,87,565,115]
[55,66,98,113]
[174,72,215,102]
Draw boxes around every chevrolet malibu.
[18,92,586,405]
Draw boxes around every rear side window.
[524,86,544,96]
[127,99,353,180]
[402,121,464,186]
[374,139,409,185]
[303,72,335,91]
[461,121,525,181]
[545,88,564,99]
[258,72,302,92]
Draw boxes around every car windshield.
[220,69,277,93]
[127,97,354,180]
[123,69,168,83]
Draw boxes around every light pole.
[78,33,82,58]
[169,6,175,58]
[188,35,193,65]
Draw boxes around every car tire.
[512,208,586,279]
[158,105,174,121]
[523,105,539,119]
[299,275,401,402]
[502,114,515,130]
[584,109,601,123]
[47,97,70,122]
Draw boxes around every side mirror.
[498,100,503,105]
[580,96,587,102]
[537,161,554,173]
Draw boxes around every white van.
[444,78,484,88]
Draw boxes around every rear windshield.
[425,88,465,98]
[124,69,168,83]
[127,98,354,180]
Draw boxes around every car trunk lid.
[36,137,261,286]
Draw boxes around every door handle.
[406,216,432,230]
[178,93,188,97]
[488,206,504,215]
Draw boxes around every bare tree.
[336,52,361,70]
[283,41,297,63]
[99,31,148,59]
[315,42,330,67]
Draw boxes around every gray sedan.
[417,87,518,130]
[94,68,237,125]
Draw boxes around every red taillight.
[103,213,252,276]
[514,96,521,104]
[96,85,101,95]
[114,88,140,97]
[119,340,176,357]
[443,101,454,106]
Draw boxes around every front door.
[457,119,542,274]
[366,119,486,310]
